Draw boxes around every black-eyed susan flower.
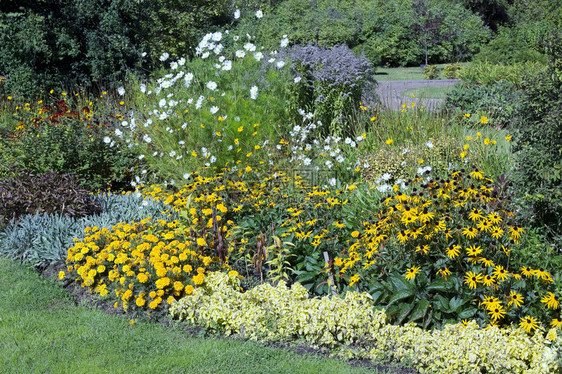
[507,291,524,308]
[482,274,496,287]
[461,226,478,239]
[489,305,506,321]
[437,267,451,280]
[446,245,461,259]
[493,265,509,281]
[405,265,421,281]
[551,318,562,329]
[464,271,482,289]
[466,245,482,257]
[519,315,539,333]
[541,292,560,309]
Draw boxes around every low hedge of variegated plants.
[1,8,561,374]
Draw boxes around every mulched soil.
[38,263,420,374]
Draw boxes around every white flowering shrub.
[111,17,294,186]
[170,271,559,374]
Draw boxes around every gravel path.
[376,79,458,110]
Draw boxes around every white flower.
[185,73,194,81]
[206,81,217,91]
[169,150,176,157]
[255,10,263,18]
[294,76,301,83]
[159,112,168,120]
[276,60,285,69]
[377,184,392,193]
[103,136,111,144]
[213,44,223,54]
[350,141,356,148]
[425,140,434,148]
[159,52,169,61]
[222,60,232,71]
[382,172,392,181]
[139,154,145,160]
[140,83,146,93]
[212,32,222,42]
[141,52,147,57]
[325,160,333,169]
[210,155,217,163]
[233,35,239,41]
[195,96,204,109]
[143,134,152,143]
[210,106,219,114]
[170,62,178,70]
[243,43,256,52]
[201,52,210,59]
[178,57,185,66]
[250,86,258,100]
[363,161,370,168]
[336,155,344,163]
[268,57,276,63]
[253,52,263,61]
[280,37,289,48]
[345,137,352,144]
[234,9,240,19]
[356,135,364,142]
[117,86,125,96]
[114,129,122,137]
[303,157,312,166]
[159,98,166,108]
[328,178,336,186]
[235,50,246,58]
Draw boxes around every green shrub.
[443,63,461,79]
[422,65,440,80]
[445,81,525,128]
[458,62,546,88]
[511,32,562,235]
[0,0,231,98]
[0,170,101,228]
[0,99,138,191]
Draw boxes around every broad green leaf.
[409,299,430,322]
[387,289,415,307]
[458,307,478,319]
[396,303,415,325]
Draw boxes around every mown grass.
[0,258,387,374]
[401,85,454,99]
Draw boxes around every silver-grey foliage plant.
[0,193,175,269]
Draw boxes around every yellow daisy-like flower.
[437,267,451,280]
[58,271,65,280]
[446,245,461,259]
[196,238,207,246]
[480,116,488,124]
[488,305,505,321]
[541,292,560,309]
[490,226,504,239]
[551,318,562,329]
[405,265,421,281]
[519,315,539,333]
[464,271,482,289]
[507,291,524,308]
[466,245,482,257]
[482,274,496,287]
[386,138,393,145]
[461,226,478,239]
[493,265,509,281]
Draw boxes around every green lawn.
[401,85,455,99]
[374,64,464,81]
[0,258,387,374]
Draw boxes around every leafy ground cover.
[0,258,403,374]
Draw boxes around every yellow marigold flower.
[137,273,149,283]
[480,116,488,124]
[183,264,193,273]
[541,292,559,309]
[192,273,205,285]
[203,256,212,266]
[149,298,161,310]
[197,238,207,246]
[184,285,194,295]
[58,271,65,280]
[405,265,421,281]
[136,296,146,307]
[167,296,176,305]
[351,231,360,238]
[155,277,171,289]
[519,315,539,333]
